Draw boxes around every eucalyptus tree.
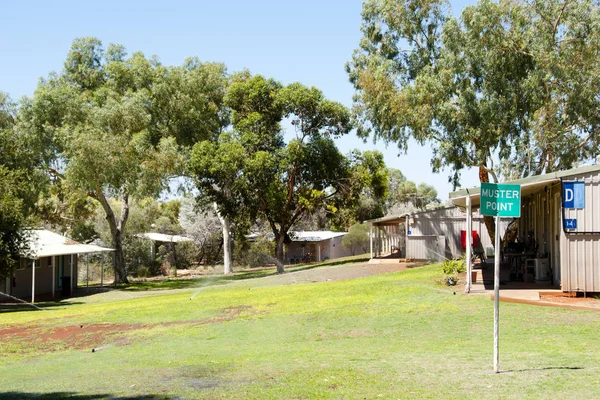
[191,74,372,271]
[384,168,439,214]
[348,0,600,242]
[179,196,223,264]
[24,37,228,283]
[0,93,28,278]
[330,150,389,229]
[0,92,49,279]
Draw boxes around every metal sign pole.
[480,181,521,373]
[494,215,501,373]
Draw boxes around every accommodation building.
[285,231,351,264]
[450,164,600,293]
[1,229,113,303]
[367,207,505,262]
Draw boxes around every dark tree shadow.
[0,294,84,314]
[0,392,181,399]
[499,366,583,374]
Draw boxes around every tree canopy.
[190,73,387,271]
[349,0,600,183]
[348,0,600,241]
[0,92,47,279]
[24,37,228,283]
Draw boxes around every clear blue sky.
[0,0,479,201]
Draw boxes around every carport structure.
[136,232,193,261]
[365,215,407,260]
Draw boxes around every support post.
[405,215,410,260]
[465,194,473,293]
[86,254,89,288]
[70,254,74,296]
[52,256,56,300]
[376,227,380,257]
[369,223,373,259]
[494,215,501,373]
[317,242,321,262]
[31,259,36,304]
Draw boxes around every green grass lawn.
[1,263,599,399]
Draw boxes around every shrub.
[341,223,369,255]
[137,266,151,278]
[174,241,200,269]
[442,254,466,286]
[235,236,276,268]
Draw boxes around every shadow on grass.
[121,269,278,292]
[286,256,371,274]
[0,393,178,399]
[120,256,372,292]
[0,294,85,314]
[500,366,583,374]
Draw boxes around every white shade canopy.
[24,229,114,259]
[136,232,193,243]
[289,231,347,242]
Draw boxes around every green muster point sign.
[480,182,521,217]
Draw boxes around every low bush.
[235,237,276,268]
[442,254,466,286]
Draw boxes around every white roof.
[290,231,347,242]
[25,229,114,259]
[136,232,193,243]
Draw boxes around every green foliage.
[122,236,157,276]
[331,150,389,229]
[235,236,276,268]
[174,241,200,269]
[0,168,27,279]
[190,74,358,268]
[348,0,600,186]
[385,168,440,214]
[441,254,466,285]
[0,92,46,279]
[341,223,370,256]
[441,257,466,276]
[25,37,228,283]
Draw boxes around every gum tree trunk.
[94,188,129,284]
[214,203,233,275]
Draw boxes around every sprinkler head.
[92,348,96,353]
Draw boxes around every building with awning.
[285,231,350,263]
[365,208,502,263]
[450,164,600,293]
[1,229,113,303]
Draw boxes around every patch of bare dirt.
[539,293,600,309]
[0,305,264,352]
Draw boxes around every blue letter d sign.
[563,182,585,209]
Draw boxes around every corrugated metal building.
[405,207,507,262]
[367,207,506,262]
[451,164,600,293]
